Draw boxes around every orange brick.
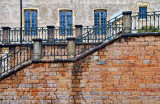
[18,92,24,96]
[128,56,137,60]
[30,89,39,92]
[59,68,66,72]
[31,92,37,96]
[5,80,12,84]
[99,52,104,55]
[44,63,50,68]
[33,63,43,68]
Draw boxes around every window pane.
[25,10,37,35]
[139,7,147,19]
[60,11,72,35]
[101,12,106,35]
[94,11,106,35]
[60,11,66,35]
[31,11,37,35]
[25,11,30,35]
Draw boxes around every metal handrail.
[76,14,123,56]
[0,29,2,42]
[132,11,160,32]
[0,41,33,75]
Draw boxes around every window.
[60,10,72,35]
[139,7,147,19]
[24,10,37,35]
[94,10,107,35]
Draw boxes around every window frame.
[24,9,38,35]
[94,9,107,35]
[139,7,147,20]
[59,10,73,36]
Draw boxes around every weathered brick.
[122,100,129,104]
[94,56,99,60]
[113,92,120,95]
[143,60,151,64]
[114,76,121,79]
[114,51,122,56]
[2,101,9,104]
[142,100,155,104]
[83,96,91,100]
[97,60,106,65]
[19,84,32,88]
[138,96,148,100]
[124,92,131,96]
[91,91,99,95]
[129,100,141,104]
[146,83,159,88]
[139,83,145,88]
[102,96,109,100]
[108,68,118,72]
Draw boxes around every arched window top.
[24,9,37,12]
[60,9,72,12]
[94,9,107,12]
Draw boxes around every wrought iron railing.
[9,27,48,43]
[132,11,160,33]
[54,26,75,40]
[0,29,2,42]
[76,14,123,56]
[0,26,93,44]
[82,26,94,34]
[42,39,67,60]
[0,42,33,75]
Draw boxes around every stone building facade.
[0,0,160,27]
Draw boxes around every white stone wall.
[0,0,160,27]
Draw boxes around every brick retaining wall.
[0,35,160,104]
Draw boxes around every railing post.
[67,37,76,59]
[75,25,83,38]
[33,38,42,60]
[0,57,2,75]
[122,11,132,34]
[1,27,11,44]
[47,26,55,40]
